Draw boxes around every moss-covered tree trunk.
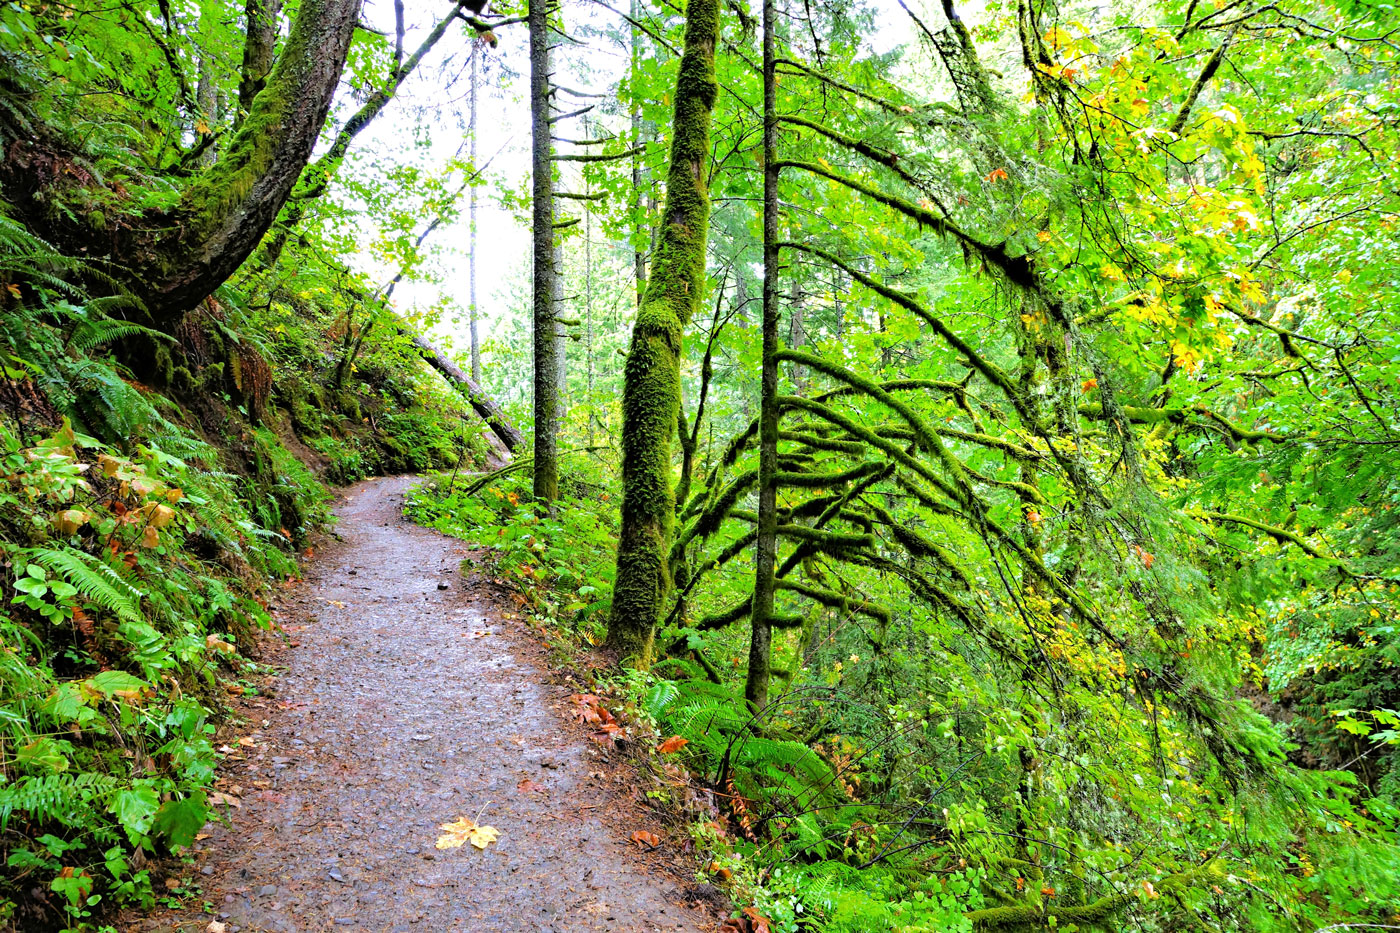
[529,0,560,501]
[744,0,780,710]
[255,6,460,270]
[0,0,362,325]
[136,0,363,322]
[605,0,720,665]
[236,0,284,125]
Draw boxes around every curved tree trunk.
[256,4,461,269]
[0,0,362,327]
[605,0,720,666]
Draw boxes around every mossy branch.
[775,161,1070,327]
[776,348,976,506]
[1080,403,1288,444]
[775,460,885,488]
[778,243,1022,405]
[775,579,891,623]
[1188,510,1358,575]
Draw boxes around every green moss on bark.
[607,0,721,667]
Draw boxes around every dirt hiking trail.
[128,476,713,933]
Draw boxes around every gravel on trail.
[126,475,713,933]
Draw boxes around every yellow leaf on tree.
[436,818,500,850]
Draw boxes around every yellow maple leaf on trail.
[436,817,500,850]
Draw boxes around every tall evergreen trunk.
[553,240,568,442]
[469,46,483,383]
[605,0,721,665]
[584,152,595,448]
[529,0,560,501]
[236,0,283,124]
[745,0,780,709]
[630,0,647,307]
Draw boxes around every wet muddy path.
[127,476,709,933]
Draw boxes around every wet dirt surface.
[127,476,710,933]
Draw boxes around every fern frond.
[28,548,144,622]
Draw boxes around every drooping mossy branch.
[775,579,891,624]
[775,163,1071,328]
[776,349,978,507]
[865,501,973,589]
[1079,403,1288,444]
[775,460,885,488]
[779,114,938,197]
[780,431,866,455]
[781,395,980,520]
[873,422,1044,463]
[673,468,758,560]
[778,244,1023,406]
[812,377,965,404]
[966,870,1204,930]
[1187,510,1369,578]
[774,58,907,116]
[697,595,805,631]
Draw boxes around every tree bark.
[118,0,361,322]
[553,239,568,442]
[530,0,560,501]
[605,0,720,666]
[236,0,284,124]
[469,45,483,384]
[745,0,780,710]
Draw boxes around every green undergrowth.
[0,216,485,930]
[404,462,618,646]
[0,415,308,930]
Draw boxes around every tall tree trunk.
[630,0,647,307]
[469,45,483,383]
[605,0,720,666]
[236,0,284,124]
[529,0,559,501]
[195,16,219,169]
[745,0,780,709]
[553,240,568,442]
[584,135,595,448]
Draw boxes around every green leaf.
[152,792,208,849]
[85,670,149,699]
[109,784,160,842]
[17,737,69,773]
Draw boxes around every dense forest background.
[2,0,1400,928]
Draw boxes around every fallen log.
[406,330,525,454]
